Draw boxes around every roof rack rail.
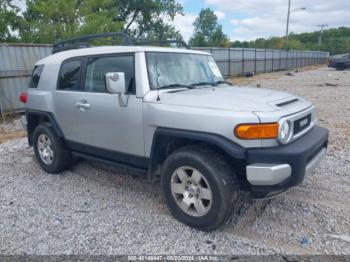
[52,32,132,54]
[136,40,190,49]
[52,32,190,53]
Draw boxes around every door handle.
[75,100,91,110]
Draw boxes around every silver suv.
[21,33,329,231]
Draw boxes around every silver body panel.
[27,46,325,186]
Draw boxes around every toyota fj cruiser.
[21,33,329,231]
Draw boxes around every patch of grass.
[0,130,27,144]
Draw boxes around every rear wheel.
[161,145,239,231]
[33,123,72,173]
[336,63,345,70]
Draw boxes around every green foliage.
[0,0,21,42]
[6,0,183,44]
[115,0,183,40]
[19,0,124,43]
[189,8,229,47]
[193,8,217,38]
[291,27,350,55]
[231,27,350,54]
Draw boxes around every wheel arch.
[336,62,346,70]
[148,127,247,184]
[26,110,64,146]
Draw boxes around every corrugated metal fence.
[0,43,52,114]
[194,48,329,77]
[0,44,329,114]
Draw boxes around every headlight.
[278,120,292,144]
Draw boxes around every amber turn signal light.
[234,123,279,139]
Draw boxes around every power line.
[317,24,328,46]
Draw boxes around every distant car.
[328,53,350,70]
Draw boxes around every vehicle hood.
[155,85,296,112]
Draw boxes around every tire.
[336,63,345,71]
[33,123,72,174]
[161,145,239,231]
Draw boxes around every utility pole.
[330,37,333,56]
[285,0,291,41]
[317,24,328,47]
[285,0,305,42]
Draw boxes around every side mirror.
[106,72,126,94]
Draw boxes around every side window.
[85,55,135,93]
[58,60,82,90]
[29,65,44,88]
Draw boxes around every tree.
[19,0,183,43]
[0,0,20,42]
[19,0,124,43]
[210,25,229,47]
[114,0,183,40]
[189,8,229,47]
[230,27,350,54]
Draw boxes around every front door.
[54,53,144,163]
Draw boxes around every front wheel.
[161,145,239,231]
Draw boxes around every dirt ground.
[0,66,349,256]
[0,130,26,144]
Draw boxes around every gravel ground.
[0,66,349,256]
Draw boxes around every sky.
[173,0,350,42]
[12,0,350,42]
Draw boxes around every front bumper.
[245,125,328,194]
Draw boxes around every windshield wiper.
[190,81,214,87]
[190,81,231,87]
[212,80,232,86]
[157,84,195,90]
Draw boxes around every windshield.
[146,52,224,90]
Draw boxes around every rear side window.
[58,60,82,90]
[29,65,44,88]
[85,55,135,93]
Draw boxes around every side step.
[72,151,148,176]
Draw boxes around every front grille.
[293,114,312,135]
[278,106,315,144]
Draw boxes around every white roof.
[37,46,211,65]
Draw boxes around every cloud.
[172,13,197,41]
[206,0,350,41]
[13,0,26,12]
[214,10,225,20]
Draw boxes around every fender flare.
[26,109,64,146]
[148,127,247,181]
